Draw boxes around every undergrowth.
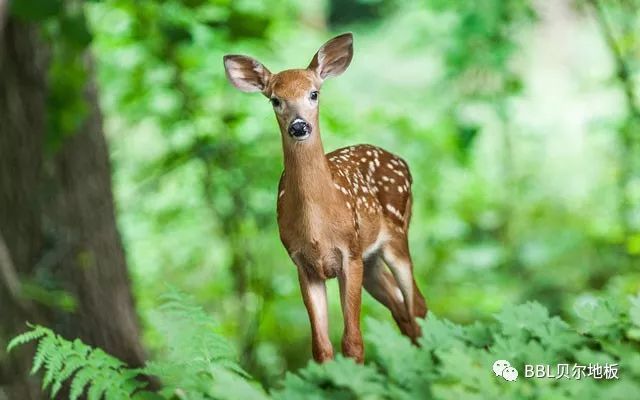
[9,291,640,399]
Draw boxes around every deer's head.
[223,33,353,143]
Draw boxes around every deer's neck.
[282,132,335,206]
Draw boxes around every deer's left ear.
[308,33,353,80]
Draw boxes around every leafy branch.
[586,0,640,120]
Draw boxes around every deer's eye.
[271,98,281,107]
[310,91,318,101]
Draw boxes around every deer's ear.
[308,33,353,80]
[223,55,272,93]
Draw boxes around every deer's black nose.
[288,119,311,139]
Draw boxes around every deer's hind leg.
[379,237,427,342]
[401,196,428,320]
[363,254,420,342]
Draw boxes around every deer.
[223,33,427,363]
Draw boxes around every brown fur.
[267,70,317,100]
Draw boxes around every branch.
[0,229,35,313]
[587,0,640,240]
[587,0,640,120]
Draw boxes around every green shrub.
[9,292,640,399]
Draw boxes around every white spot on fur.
[386,204,404,220]
[363,229,389,259]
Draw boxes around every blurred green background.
[3,0,640,391]
[93,0,640,384]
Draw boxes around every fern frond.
[69,365,95,400]
[31,334,54,374]
[87,374,111,400]
[6,324,51,352]
[42,334,67,389]
[143,289,258,398]
[50,342,86,397]
[8,324,151,400]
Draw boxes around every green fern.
[6,290,262,399]
[143,289,266,398]
[7,325,149,399]
[9,294,640,399]
[6,323,49,352]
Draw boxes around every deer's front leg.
[338,254,364,362]
[296,264,334,362]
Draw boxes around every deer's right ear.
[223,55,271,93]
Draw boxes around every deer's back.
[326,144,413,234]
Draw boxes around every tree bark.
[0,17,145,399]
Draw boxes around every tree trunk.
[0,17,145,399]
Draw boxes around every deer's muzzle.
[288,118,312,140]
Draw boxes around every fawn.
[223,33,427,363]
